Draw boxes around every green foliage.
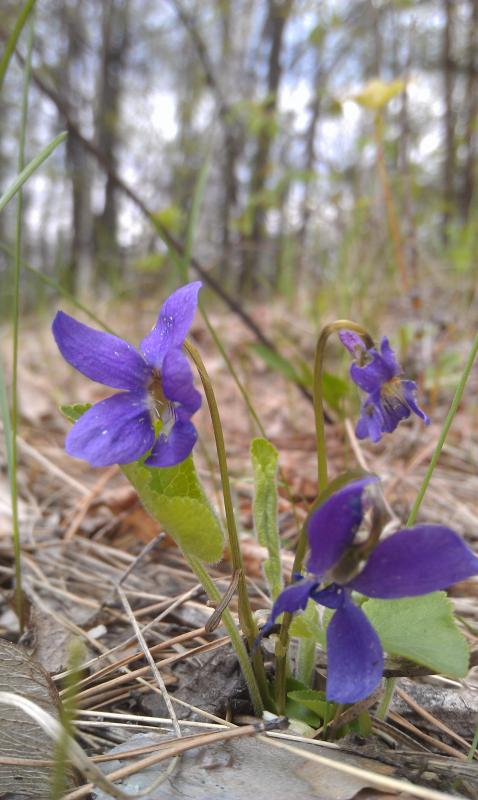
[0,132,67,214]
[250,342,305,385]
[363,592,469,678]
[132,252,166,272]
[250,438,282,599]
[0,0,36,93]
[321,371,348,414]
[152,204,183,235]
[287,688,334,722]
[290,599,326,647]
[60,403,224,564]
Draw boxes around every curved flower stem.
[184,340,270,708]
[275,320,374,712]
[313,321,374,493]
[186,554,264,716]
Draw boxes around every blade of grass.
[0,0,36,93]
[0,243,116,334]
[0,131,67,214]
[0,358,13,479]
[10,11,35,628]
[407,331,478,526]
[180,153,211,281]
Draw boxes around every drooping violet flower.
[339,331,429,443]
[52,282,202,468]
[259,478,478,704]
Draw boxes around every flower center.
[381,375,402,398]
[147,370,175,435]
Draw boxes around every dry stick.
[62,718,285,800]
[388,711,467,760]
[395,685,473,753]
[260,737,461,800]
[64,465,118,541]
[55,584,205,680]
[13,47,313,408]
[116,583,181,738]
[72,637,230,705]
[59,626,207,688]
[116,583,181,790]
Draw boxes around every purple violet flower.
[259,477,478,704]
[339,331,430,443]
[52,282,202,468]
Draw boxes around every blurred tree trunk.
[94,0,129,276]
[460,0,478,221]
[442,0,455,242]
[296,58,323,281]
[240,0,293,292]
[59,0,93,293]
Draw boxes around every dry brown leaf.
[0,639,77,797]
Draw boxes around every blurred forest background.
[1,0,478,314]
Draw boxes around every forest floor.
[1,293,478,799]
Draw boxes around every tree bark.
[240,0,293,292]
[460,0,478,221]
[442,0,455,241]
[94,0,129,272]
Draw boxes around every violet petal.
[347,525,478,598]
[65,392,154,467]
[161,348,201,415]
[255,579,318,644]
[326,598,383,704]
[402,380,430,424]
[355,395,383,443]
[53,312,150,391]
[307,477,378,576]
[338,330,367,355]
[379,337,401,376]
[140,282,202,369]
[145,419,197,467]
[350,349,394,393]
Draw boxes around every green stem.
[275,319,374,712]
[10,13,35,629]
[375,676,395,721]
[296,637,316,688]
[186,554,264,716]
[184,341,270,707]
[407,330,478,526]
[313,321,374,492]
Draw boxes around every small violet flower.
[339,331,429,443]
[259,477,478,704]
[52,282,202,468]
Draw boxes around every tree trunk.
[59,0,93,293]
[442,0,455,241]
[461,0,478,221]
[94,0,129,276]
[240,0,293,293]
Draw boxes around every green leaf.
[287,688,337,722]
[352,79,405,111]
[285,678,322,726]
[60,403,224,563]
[363,592,469,678]
[60,403,92,423]
[322,371,349,414]
[0,132,67,214]
[250,342,303,385]
[250,438,282,599]
[290,599,325,647]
